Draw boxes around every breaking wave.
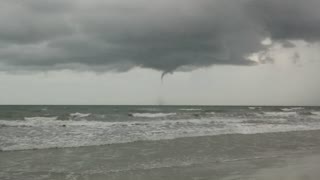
[311,111,320,118]
[180,109,202,111]
[24,116,58,121]
[70,112,91,118]
[129,113,176,118]
[263,112,297,117]
[2,114,320,151]
[281,107,304,112]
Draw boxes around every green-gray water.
[1,106,320,179]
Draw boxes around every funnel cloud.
[0,0,320,73]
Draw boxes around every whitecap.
[281,107,304,112]
[312,111,320,116]
[263,111,297,117]
[180,109,202,111]
[130,113,176,118]
[311,111,320,119]
[70,112,91,118]
[24,116,58,121]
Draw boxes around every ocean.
[1,105,320,179]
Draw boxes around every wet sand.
[1,130,320,180]
[246,154,320,180]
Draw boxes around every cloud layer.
[0,0,320,73]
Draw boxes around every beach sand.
[246,154,320,180]
[1,130,320,180]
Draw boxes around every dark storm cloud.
[248,0,320,41]
[0,1,73,44]
[0,0,319,73]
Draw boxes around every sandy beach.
[1,129,320,180]
[246,154,320,180]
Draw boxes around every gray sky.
[0,0,320,105]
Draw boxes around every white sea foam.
[312,111,320,116]
[281,107,304,112]
[24,116,58,121]
[248,107,256,110]
[131,113,176,118]
[2,114,320,151]
[263,111,297,117]
[136,108,161,112]
[70,112,91,118]
[180,109,202,111]
[311,111,320,119]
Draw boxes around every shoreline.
[2,128,320,153]
[1,129,320,179]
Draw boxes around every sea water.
[1,105,320,151]
[1,105,320,179]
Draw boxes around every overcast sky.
[0,0,320,105]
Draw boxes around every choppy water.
[1,105,320,151]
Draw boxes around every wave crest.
[129,113,176,118]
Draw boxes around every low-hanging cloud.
[0,0,320,74]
